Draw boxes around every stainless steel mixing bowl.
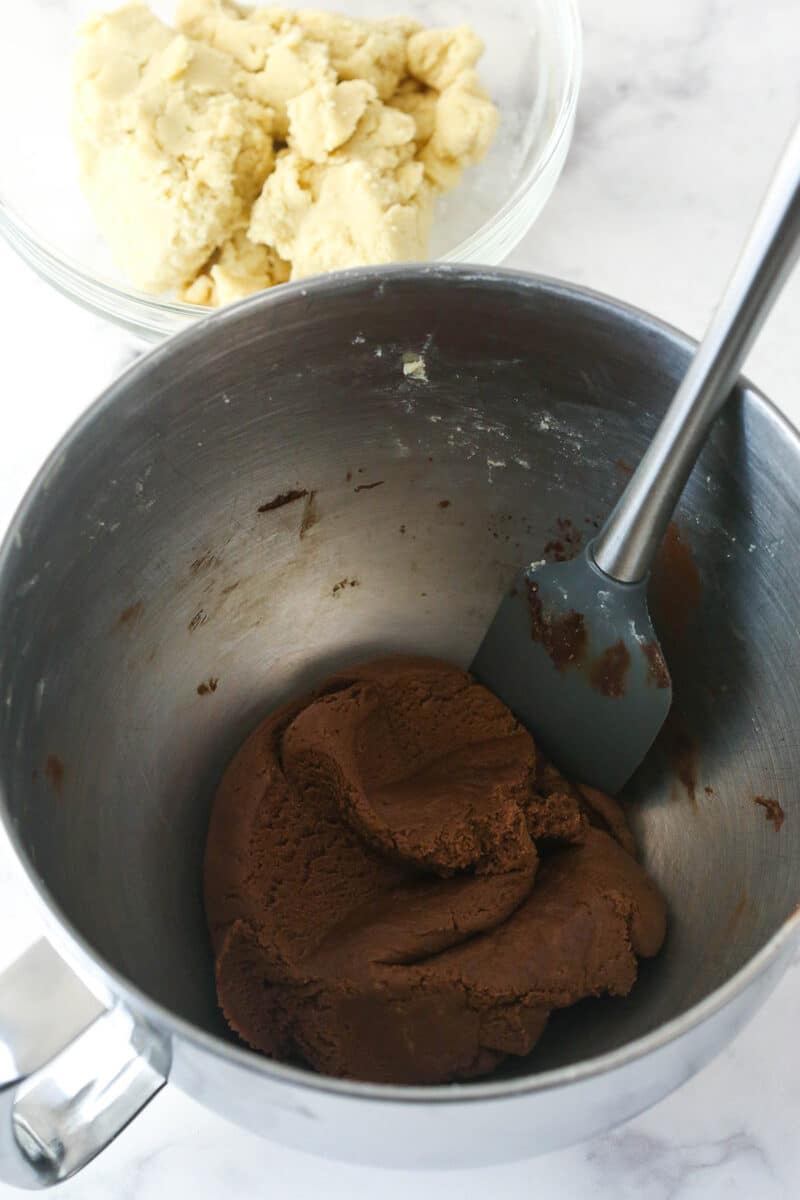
[1,266,799,1188]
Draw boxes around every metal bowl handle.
[0,941,168,1189]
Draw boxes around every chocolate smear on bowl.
[649,522,701,642]
[188,608,208,632]
[45,754,65,796]
[115,600,144,629]
[659,713,698,807]
[754,795,784,832]
[332,578,359,596]
[191,551,218,572]
[299,491,318,538]
[258,489,308,513]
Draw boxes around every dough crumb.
[72,1,499,304]
[402,351,428,381]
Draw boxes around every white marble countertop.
[2,0,800,1195]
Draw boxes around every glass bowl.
[0,0,581,341]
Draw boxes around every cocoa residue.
[438,499,451,509]
[641,640,671,688]
[589,641,631,697]
[191,551,218,572]
[115,600,144,629]
[299,491,318,538]
[197,678,219,695]
[332,578,359,595]
[188,609,208,632]
[543,517,582,563]
[615,458,634,477]
[649,522,701,641]
[44,754,65,796]
[754,795,784,832]
[354,480,385,492]
[527,579,587,670]
[660,713,698,807]
[722,891,749,940]
[258,489,308,513]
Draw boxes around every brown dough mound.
[204,656,666,1084]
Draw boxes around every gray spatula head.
[470,545,672,794]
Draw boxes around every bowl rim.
[2,263,799,1105]
[0,0,582,333]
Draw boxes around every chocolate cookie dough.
[205,656,666,1084]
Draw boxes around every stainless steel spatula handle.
[593,119,800,584]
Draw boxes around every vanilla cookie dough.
[72,1,499,303]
